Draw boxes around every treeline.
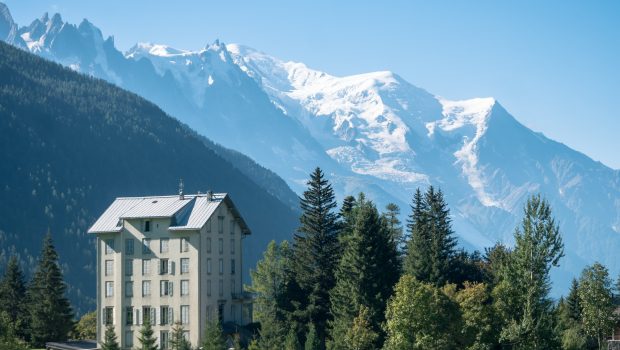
[0,233,74,349]
[247,168,619,350]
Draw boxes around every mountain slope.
[2,4,619,293]
[0,40,299,313]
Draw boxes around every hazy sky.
[6,0,619,169]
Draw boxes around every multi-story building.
[88,190,251,349]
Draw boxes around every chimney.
[206,190,213,201]
[179,178,184,200]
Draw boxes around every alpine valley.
[2,3,619,295]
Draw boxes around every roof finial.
[179,178,184,200]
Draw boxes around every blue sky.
[6,0,619,169]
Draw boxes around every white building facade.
[88,192,251,349]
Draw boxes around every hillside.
[0,40,299,314]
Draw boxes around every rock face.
[2,3,619,293]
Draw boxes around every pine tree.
[137,318,157,350]
[304,324,320,350]
[578,263,615,350]
[101,325,120,350]
[27,232,74,347]
[343,306,378,350]
[169,321,192,350]
[201,318,226,350]
[0,256,27,340]
[383,203,404,251]
[404,188,430,280]
[284,329,301,350]
[492,195,564,349]
[328,195,399,349]
[292,167,341,348]
[566,278,581,323]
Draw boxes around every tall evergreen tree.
[492,195,564,349]
[201,318,227,350]
[0,256,27,340]
[137,318,157,350]
[328,195,399,349]
[343,306,378,350]
[383,203,404,250]
[169,321,191,350]
[405,187,457,286]
[284,329,301,350]
[566,278,581,323]
[27,232,74,347]
[101,325,120,350]
[292,167,341,348]
[578,263,615,350]
[304,324,320,350]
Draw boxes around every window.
[230,220,235,235]
[218,238,223,254]
[105,239,114,254]
[160,258,169,275]
[207,259,212,275]
[105,260,113,276]
[207,280,211,296]
[160,331,169,350]
[218,216,224,234]
[143,306,155,325]
[144,220,151,232]
[160,306,172,325]
[206,305,212,321]
[142,280,151,297]
[231,279,236,295]
[160,238,169,253]
[160,280,173,296]
[183,331,189,341]
[125,259,133,276]
[126,307,134,325]
[105,281,114,297]
[180,258,189,274]
[219,259,224,275]
[230,239,235,254]
[219,279,223,296]
[231,304,236,321]
[142,259,151,275]
[125,281,133,297]
[207,219,211,232]
[104,307,113,325]
[231,259,235,275]
[181,305,189,325]
[206,237,212,253]
[181,280,189,296]
[142,238,151,254]
[180,237,189,253]
[125,331,133,347]
[125,239,134,255]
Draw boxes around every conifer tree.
[492,195,563,349]
[404,188,430,280]
[201,318,227,350]
[27,232,74,347]
[343,306,377,350]
[137,318,157,350]
[0,256,27,340]
[101,325,120,350]
[169,321,191,350]
[292,167,340,348]
[284,329,301,350]
[304,324,320,350]
[566,278,581,323]
[383,203,404,250]
[328,195,399,349]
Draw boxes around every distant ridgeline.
[0,41,299,314]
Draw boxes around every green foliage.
[493,194,563,349]
[404,187,458,286]
[27,233,74,347]
[292,167,341,347]
[566,279,582,323]
[304,324,321,350]
[578,263,615,350]
[328,194,399,349]
[561,325,586,350]
[0,311,29,350]
[170,322,192,350]
[383,275,461,350]
[201,318,227,350]
[284,329,301,350]
[137,318,157,350]
[383,203,405,251]
[343,306,377,350]
[0,256,27,341]
[72,311,97,340]
[101,325,120,350]
[454,282,498,350]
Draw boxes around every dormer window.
[144,220,151,232]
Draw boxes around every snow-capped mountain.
[2,3,619,292]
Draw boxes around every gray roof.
[87,193,250,235]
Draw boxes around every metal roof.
[87,193,251,235]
